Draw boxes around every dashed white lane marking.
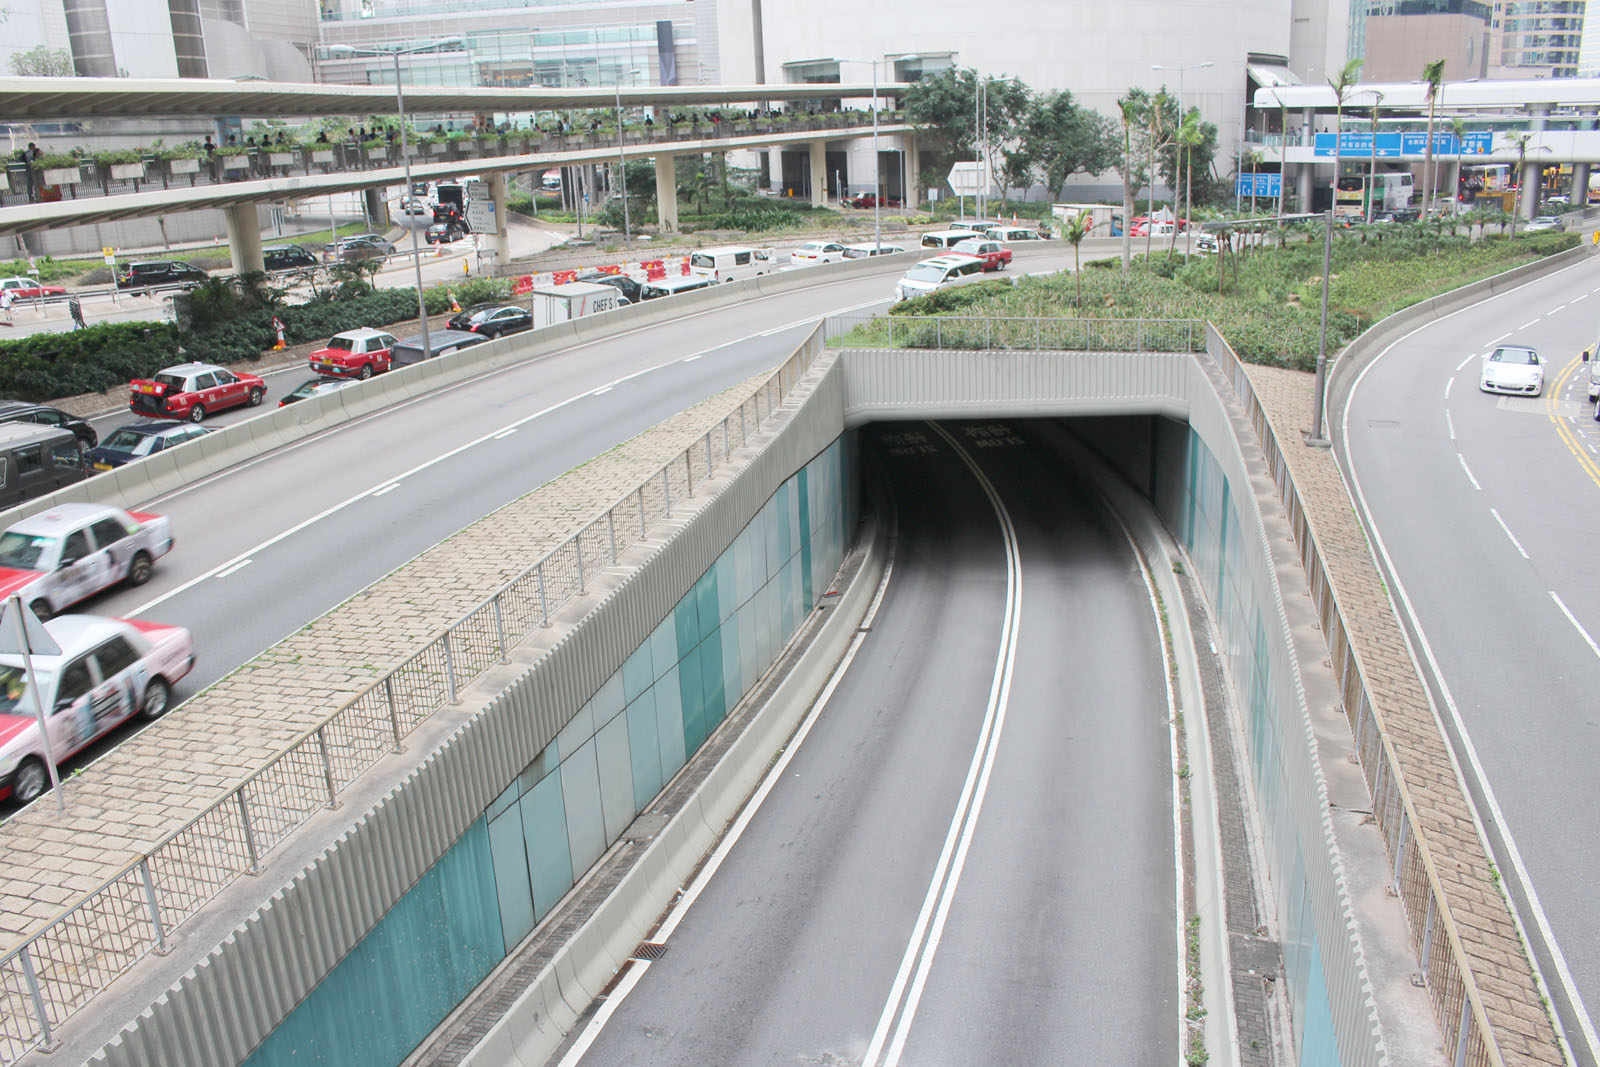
[1519,318,1541,330]
[370,482,400,497]
[1458,453,1482,490]
[1549,304,1568,314]
[1446,409,1456,441]
[1445,377,1455,401]
[1490,507,1530,559]
[1572,293,1588,303]
[214,559,253,578]
[1490,331,1512,343]
[1551,592,1600,661]
[1456,353,1476,371]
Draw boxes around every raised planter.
[366,147,387,161]
[110,162,145,181]
[222,155,250,171]
[269,152,295,167]
[168,157,200,175]
[41,167,78,185]
[312,149,335,164]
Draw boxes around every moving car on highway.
[841,243,907,259]
[789,240,848,266]
[983,226,1047,242]
[842,193,901,209]
[893,253,991,303]
[1480,345,1545,397]
[0,402,96,452]
[574,271,642,304]
[116,260,209,291]
[640,275,715,299]
[459,305,533,339]
[263,245,318,271]
[129,361,266,422]
[0,503,174,620]
[950,237,1013,270]
[425,222,466,244]
[278,376,360,407]
[0,278,65,299]
[87,422,210,470]
[309,329,396,379]
[0,614,195,804]
[390,330,489,366]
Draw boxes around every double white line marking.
[862,424,1024,1067]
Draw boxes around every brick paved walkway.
[0,376,763,951]
[1244,365,1561,1067]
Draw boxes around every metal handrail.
[0,326,825,1063]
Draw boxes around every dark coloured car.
[391,330,491,366]
[0,401,97,451]
[336,236,396,263]
[447,301,511,331]
[87,421,212,470]
[278,376,359,407]
[425,222,466,244]
[574,271,641,304]
[461,305,533,339]
[263,244,318,271]
[116,260,210,291]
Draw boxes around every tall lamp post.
[1152,60,1213,256]
[615,68,643,247]
[839,58,884,249]
[328,37,461,359]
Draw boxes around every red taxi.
[130,362,265,423]
[309,329,396,380]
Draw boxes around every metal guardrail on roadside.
[1207,325,1507,1067]
[0,326,825,1064]
[823,315,1205,353]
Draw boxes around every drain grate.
[631,942,669,961]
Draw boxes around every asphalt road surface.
[554,421,1178,1066]
[1340,253,1600,1064]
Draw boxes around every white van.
[1582,333,1600,401]
[689,246,776,283]
[641,274,715,300]
[893,254,991,302]
[921,230,977,250]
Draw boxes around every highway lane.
[8,245,1080,795]
[558,420,1178,1066]
[1340,253,1600,1062]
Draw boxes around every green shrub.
[703,208,806,232]
[0,322,180,399]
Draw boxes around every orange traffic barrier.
[645,262,666,280]
[512,274,534,295]
[679,258,691,275]
[553,269,577,284]
[596,263,622,276]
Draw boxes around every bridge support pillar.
[223,202,264,275]
[906,135,921,209]
[809,140,826,207]
[1297,108,1316,212]
[1571,112,1595,207]
[363,187,387,230]
[1524,103,1551,220]
[486,172,509,268]
[655,154,678,233]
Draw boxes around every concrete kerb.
[456,511,887,1067]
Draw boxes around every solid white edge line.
[1550,591,1600,662]
[212,559,252,579]
[1457,453,1482,490]
[1340,255,1600,1064]
[1489,507,1530,559]
[553,958,652,1067]
[491,427,516,439]
[371,482,400,497]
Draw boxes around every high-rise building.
[1488,0,1586,76]
[1350,0,1492,81]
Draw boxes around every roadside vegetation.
[843,227,1578,368]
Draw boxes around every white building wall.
[103,0,182,78]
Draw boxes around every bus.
[1336,172,1414,217]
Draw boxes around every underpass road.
[1340,253,1600,1060]
[561,421,1177,1066]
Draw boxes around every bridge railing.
[824,314,1205,353]
[0,324,826,1065]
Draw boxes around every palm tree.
[1365,90,1384,223]
[1449,115,1469,230]
[1146,90,1173,260]
[1175,107,1203,258]
[1119,95,1140,275]
[1328,59,1363,220]
[1065,209,1093,308]
[1421,58,1446,218]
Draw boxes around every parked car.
[574,271,642,304]
[390,330,491,367]
[262,244,318,271]
[336,236,396,262]
[425,222,466,244]
[0,503,175,620]
[115,260,209,291]
[129,361,266,422]
[789,240,849,266]
[1479,345,1544,396]
[278,376,360,407]
[308,328,397,379]
[842,193,902,209]
[841,243,907,258]
[0,614,195,803]
[0,401,97,452]
[0,277,65,299]
[950,238,1013,271]
[87,422,211,470]
[461,305,533,339]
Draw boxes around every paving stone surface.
[0,375,763,953]
[1243,363,1561,1067]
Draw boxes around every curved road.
[555,421,1179,1066]
[1340,253,1600,1063]
[5,246,1077,797]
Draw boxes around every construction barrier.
[512,274,534,295]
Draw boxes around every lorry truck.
[530,280,621,328]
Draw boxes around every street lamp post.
[838,58,886,250]
[1152,60,1213,257]
[329,38,462,360]
[615,68,643,248]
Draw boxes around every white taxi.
[0,504,174,620]
[0,615,194,804]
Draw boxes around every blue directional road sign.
[1235,172,1283,197]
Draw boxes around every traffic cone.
[447,291,461,313]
